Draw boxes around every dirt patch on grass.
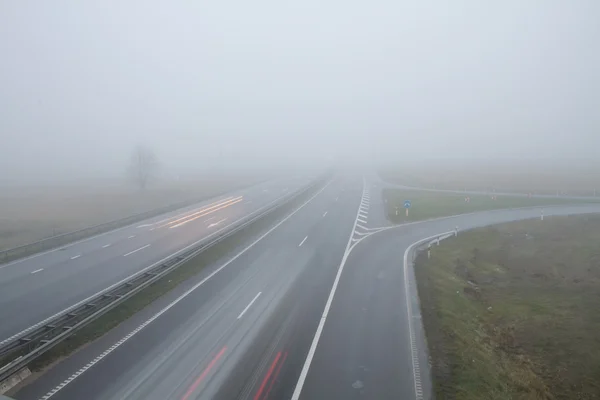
[415,215,600,399]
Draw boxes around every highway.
[11,175,600,400]
[0,176,314,345]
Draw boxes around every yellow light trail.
[167,197,244,229]
[152,197,235,226]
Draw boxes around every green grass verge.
[383,188,599,224]
[21,182,323,372]
[415,215,600,399]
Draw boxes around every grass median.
[16,180,324,375]
[383,188,599,224]
[415,215,600,399]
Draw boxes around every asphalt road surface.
[0,176,314,345]
[12,174,600,400]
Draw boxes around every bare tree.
[129,145,159,190]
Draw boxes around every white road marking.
[36,180,333,400]
[298,236,308,247]
[102,244,111,248]
[291,178,365,400]
[123,244,150,257]
[137,224,152,228]
[403,232,453,400]
[322,211,328,217]
[31,269,44,274]
[0,188,300,347]
[237,292,262,319]
[208,218,228,228]
[128,235,136,239]
[357,218,367,224]
[70,255,81,260]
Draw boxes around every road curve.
[12,174,600,400]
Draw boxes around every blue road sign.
[404,200,411,208]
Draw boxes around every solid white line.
[102,244,111,248]
[237,292,262,319]
[123,244,150,257]
[298,236,308,247]
[322,211,328,217]
[70,255,81,260]
[291,177,364,400]
[31,268,44,274]
[128,235,136,239]
[36,180,333,400]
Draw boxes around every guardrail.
[0,181,264,264]
[0,176,327,386]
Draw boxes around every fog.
[1,1,599,184]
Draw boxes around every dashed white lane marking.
[237,292,262,319]
[123,244,150,257]
[31,268,44,274]
[102,244,111,248]
[208,218,228,228]
[357,217,367,224]
[322,211,328,217]
[36,180,333,400]
[298,236,308,247]
[128,235,136,239]
[70,255,81,260]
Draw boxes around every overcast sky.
[1,1,599,182]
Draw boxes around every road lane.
[294,202,600,400]
[0,176,315,344]
[13,175,360,400]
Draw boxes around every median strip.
[0,177,328,395]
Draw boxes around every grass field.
[380,164,600,197]
[415,215,600,399]
[0,175,258,251]
[383,188,598,224]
